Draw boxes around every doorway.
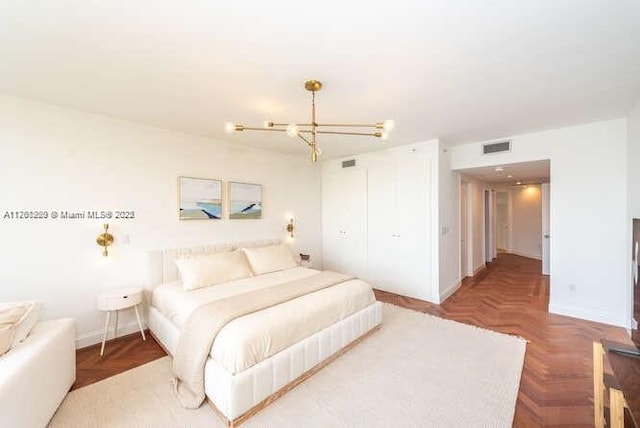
[460,181,471,278]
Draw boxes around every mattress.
[151,267,376,374]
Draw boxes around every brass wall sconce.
[96,223,114,257]
[286,218,295,238]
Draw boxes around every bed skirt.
[148,301,382,422]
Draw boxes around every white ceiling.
[459,160,550,185]
[1,1,640,160]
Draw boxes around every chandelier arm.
[240,127,288,132]
[316,123,379,128]
[269,123,314,127]
[316,130,382,137]
[297,134,312,146]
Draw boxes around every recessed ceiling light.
[516,181,522,185]
[507,174,513,178]
[495,166,504,172]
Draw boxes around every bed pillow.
[0,301,42,351]
[242,244,297,275]
[0,325,13,356]
[175,249,253,291]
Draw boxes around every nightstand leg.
[100,311,111,356]
[114,310,119,339]
[134,304,146,341]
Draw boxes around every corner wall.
[0,95,323,347]
[451,119,629,327]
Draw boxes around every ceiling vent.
[482,140,511,155]
[342,159,356,168]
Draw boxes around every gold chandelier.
[224,80,395,162]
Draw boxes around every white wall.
[0,95,322,347]
[438,144,461,301]
[469,180,486,272]
[509,185,542,260]
[627,99,640,327]
[628,100,640,219]
[451,119,629,327]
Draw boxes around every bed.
[146,239,382,426]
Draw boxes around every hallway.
[374,253,632,426]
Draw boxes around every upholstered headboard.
[146,238,282,288]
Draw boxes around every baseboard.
[505,249,542,261]
[440,280,462,302]
[549,303,629,328]
[473,263,486,276]
[75,320,147,349]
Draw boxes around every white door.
[322,169,367,277]
[460,182,469,278]
[541,183,550,275]
[366,160,397,288]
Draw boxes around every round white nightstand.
[97,287,146,356]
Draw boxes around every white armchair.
[0,318,75,427]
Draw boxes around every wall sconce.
[96,223,114,257]
[286,218,295,238]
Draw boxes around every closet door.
[393,149,429,300]
[366,149,430,299]
[322,169,367,277]
[366,159,398,291]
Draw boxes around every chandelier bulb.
[286,124,299,138]
[381,131,390,140]
[383,120,395,132]
[263,120,273,128]
[224,122,236,134]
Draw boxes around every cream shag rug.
[50,304,526,428]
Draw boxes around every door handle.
[544,234,550,238]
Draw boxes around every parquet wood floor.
[73,329,166,390]
[74,253,632,426]
[375,253,633,427]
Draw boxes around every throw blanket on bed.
[171,270,355,408]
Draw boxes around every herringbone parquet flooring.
[73,329,165,390]
[375,253,633,427]
[74,253,632,426]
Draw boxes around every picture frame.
[179,177,223,220]
[229,182,262,220]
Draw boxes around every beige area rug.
[50,304,526,428]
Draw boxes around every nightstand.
[97,287,146,356]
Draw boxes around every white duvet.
[152,267,375,374]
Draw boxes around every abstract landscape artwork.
[229,182,262,219]
[179,177,223,220]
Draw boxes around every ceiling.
[459,160,550,185]
[1,1,640,160]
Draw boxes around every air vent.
[482,140,511,155]
[342,159,356,168]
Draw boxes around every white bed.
[146,239,382,426]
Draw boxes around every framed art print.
[229,182,262,219]
[179,177,223,220]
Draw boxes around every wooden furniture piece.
[97,287,146,356]
[593,340,640,427]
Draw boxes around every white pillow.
[175,249,253,291]
[242,244,297,275]
[0,325,12,356]
[0,301,43,350]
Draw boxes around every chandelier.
[224,80,395,162]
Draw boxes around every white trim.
[505,249,542,261]
[473,262,486,276]
[440,280,461,302]
[549,303,630,328]
[75,320,146,349]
